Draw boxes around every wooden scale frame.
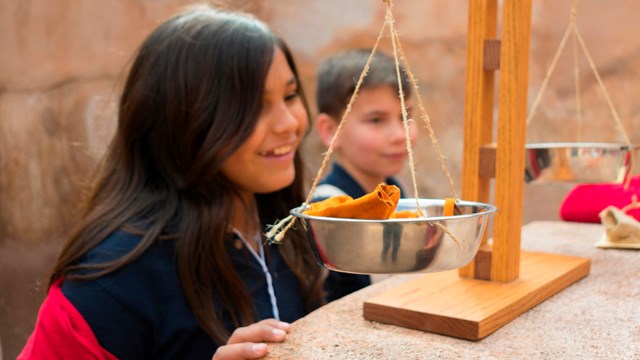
[363,0,591,340]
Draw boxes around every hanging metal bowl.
[290,198,496,274]
[524,142,632,184]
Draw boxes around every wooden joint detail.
[473,245,493,280]
[483,39,501,70]
[479,143,497,178]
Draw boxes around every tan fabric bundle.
[596,206,640,249]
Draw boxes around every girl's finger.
[227,319,291,345]
[212,342,268,360]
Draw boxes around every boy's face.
[325,85,417,188]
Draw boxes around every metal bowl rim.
[290,198,497,223]
[525,142,631,150]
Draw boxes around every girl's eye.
[285,90,299,102]
[369,117,382,124]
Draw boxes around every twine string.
[571,1,582,140]
[572,28,631,146]
[385,5,422,213]
[573,24,635,189]
[388,16,458,199]
[525,0,634,190]
[303,20,389,207]
[267,0,462,246]
[431,221,464,251]
[525,23,573,126]
[266,9,389,244]
[384,2,461,247]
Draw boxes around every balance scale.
[363,0,591,340]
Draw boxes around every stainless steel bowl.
[290,198,496,274]
[524,142,632,183]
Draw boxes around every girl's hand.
[212,319,291,360]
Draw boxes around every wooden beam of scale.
[363,0,590,340]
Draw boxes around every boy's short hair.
[316,49,412,120]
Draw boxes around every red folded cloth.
[18,279,117,360]
[559,176,640,223]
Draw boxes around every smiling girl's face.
[220,47,308,198]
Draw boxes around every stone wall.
[2,0,639,357]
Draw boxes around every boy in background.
[313,49,417,301]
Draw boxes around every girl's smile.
[221,47,308,197]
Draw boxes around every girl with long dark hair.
[20,5,332,359]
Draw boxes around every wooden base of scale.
[363,251,590,341]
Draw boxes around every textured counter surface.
[265,221,640,359]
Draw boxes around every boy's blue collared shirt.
[316,162,406,302]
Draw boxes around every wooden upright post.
[363,0,590,340]
[459,0,498,280]
[491,0,532,282]
[460,0,532,282]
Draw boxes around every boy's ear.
[315,113,340,148]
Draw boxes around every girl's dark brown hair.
[50,5,324,344]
